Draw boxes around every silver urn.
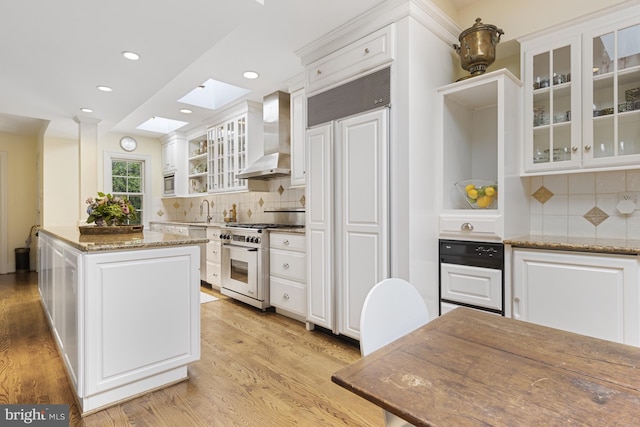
[453,18,504,79]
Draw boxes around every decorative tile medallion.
[583,207,609,226]
[172,202,181,210]
[247,209,253,218]
[532,186,554,204]
[157,210,165,217]
[258,198,264,208]
[278,185,284,195]
[300,194,306,207]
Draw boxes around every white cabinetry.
[305,25,394,95]
[437,69,529,241]
[38,231,200,414]
[207,101,266,193]
[162,138,177,173]
[39,235,81,391]
[289,88,306,188]
[520,4,640,174]
[512,248,639,346]
[270,232,306,318]
[306,108,388,340]
[187,134,208,195]
[161,133,187,196]
[206,227,222,289]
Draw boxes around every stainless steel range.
[220,224,303,310]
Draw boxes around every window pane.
[128,177,141,192]
[129,162,141,177]
[112,161,127,176]
[112,176,127,192]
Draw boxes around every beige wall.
[0,133,38,271]
[41,132,164,227]
[454,0,632,42]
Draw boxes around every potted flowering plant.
[86,192,137,226]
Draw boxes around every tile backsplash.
[530,169,640,239]
[153,177,305,225]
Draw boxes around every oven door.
[222,244,258,299]
[440,263,502,311]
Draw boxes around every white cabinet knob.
[461,222,474,231]
[283,293,290,300]
[283,239,290,245]
[283,263,290,269]
[364,47,370,54]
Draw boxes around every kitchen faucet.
[200,200,212,223]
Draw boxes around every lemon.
[476,195,491,208]
[465,183,475,192]
[485,187,496,196]
[467,189,478,199]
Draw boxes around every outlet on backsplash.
[616,193,639,215]
[617,193,640,204]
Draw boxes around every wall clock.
[120,136,137,152]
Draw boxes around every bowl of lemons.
[455,180,498,209]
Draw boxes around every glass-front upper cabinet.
[520,5,640,175]
[584,21,640,167]
[522,36,581,173]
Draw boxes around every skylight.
[178,78,250,111]
[136,116,188,134]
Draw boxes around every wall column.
[74,116,101,223]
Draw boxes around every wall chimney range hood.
[237,91,291,179]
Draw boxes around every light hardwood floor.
[0,272,384,426]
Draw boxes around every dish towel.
[200,292,219,304]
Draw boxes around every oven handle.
[222,243,258,252]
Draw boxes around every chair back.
[360,278,430,357]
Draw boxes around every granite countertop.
[40,226,209,253]
[151,221,306,234]
[504,235,640,256]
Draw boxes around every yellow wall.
[42,135,79,226]
[0,132,38,271]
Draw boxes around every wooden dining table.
[332,307,640,426]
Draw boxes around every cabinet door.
[306,124,334,329]
[522,36,582,172]
[513,249,639,346]
[162,140,177,173]
[583,20,640,168]
[290,89,306,188]
[337,108,389,339]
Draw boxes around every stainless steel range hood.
[237,91,290,179]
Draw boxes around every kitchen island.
[38,227,208,415]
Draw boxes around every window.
[111,159,143,225]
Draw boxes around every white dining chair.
[360,278,430,427]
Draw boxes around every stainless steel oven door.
[222,244,259,299]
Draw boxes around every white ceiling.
[0,0,476,140]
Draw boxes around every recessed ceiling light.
[80,107,93,113]
[97,85,113,92]
[122,51,140,61]
[179,108,193,114]
[243,71,260,79]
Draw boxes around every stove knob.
[255,237,261,244]
[250,237,256,243]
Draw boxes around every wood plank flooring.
[0,273,383,426]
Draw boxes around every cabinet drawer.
[270,233,306,252]
[440,214,502,237]
[270,249,306,282]
[306,26,394,94]
[269,277,306,316]
[207,241,222,263]
[206,261,221,288]
[206,227,221,241]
